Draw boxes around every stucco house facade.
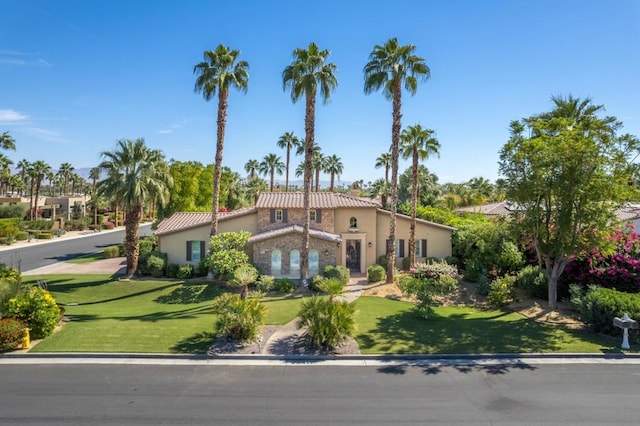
[155,192,455,278]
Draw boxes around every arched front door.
[345,240,361,272]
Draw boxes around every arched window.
[290,249,300,271]
[271,250,281,273]
[349,217,358,229]
[309,249,319,273]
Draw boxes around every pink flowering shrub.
[561,225,640,293]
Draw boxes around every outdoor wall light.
[324,250,329,256]
[368,242,372,248]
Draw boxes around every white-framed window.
[415,240,422,258]
[349,217,358,228]
[187,241,205,262]
[309,210,316,222]
[271,249,282,272]
[309,249,319,272]
[290,249,300,271]
[394,239,405,258]
[275,209,283,222]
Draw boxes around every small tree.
[207,231,250,279]
[229,264,259,300]
[398,262,459,319]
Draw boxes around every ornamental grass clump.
[212,293,266,343]
[297,296,355,349]
[399,261,459,319]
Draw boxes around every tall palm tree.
[364,37,430,283]
[374,152,392,207]
[98,138,173,278]
[57,162,74,196]
[30,160,52,220]
[0,154,13,196]
[89,167,101,224]
[312,150,325,192]
[283,41,337,280]
[193,44,249,236]
[400,124,440,265]
[276,131,301,192]
[259,153,284,192]
[16,159,30,197]
[45,170,56,196]
[244,159,259,179]
[324,154,343,192]
[0,132,16,151]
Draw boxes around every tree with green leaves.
[244,159,259,179]
[0,132,16,151]
[323,154,343,192]
[276,131,301,192]
[57,162,74,196]
[16,159,30,197]
[283,41,338,279]
[364,37,430,283]
[194,44,249,236]
[98,138,173,278]
[312,149,325,192]
[259,153,284,192]
[498,96,640,309]
[0,154,13,197]
[29,160,51,220]
[401,124,440,264]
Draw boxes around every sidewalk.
[0,228,123,253]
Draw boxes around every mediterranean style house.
[155,192,455,278]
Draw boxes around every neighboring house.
[155,192,455,278]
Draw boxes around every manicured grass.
[353,296,619,354]
[25,275,304,354]
[66,252,105,263]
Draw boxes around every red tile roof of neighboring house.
[248,224,342,244]
[456,201,514,216]
[256,192,381,209]
[154,207,256,236]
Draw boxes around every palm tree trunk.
[124,204,143,278]
[285,147,290,192]
[270,169,275,191]
[330,172,335,192]
[301,91,316,281]
[211,88,228,236]
[386,78,402,284]
[315,167,320,192]
[409,148,418,265]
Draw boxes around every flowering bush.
[399,262,459,318]
[0,317,25,352]
[561,225,640,293]
[6,287,60,339]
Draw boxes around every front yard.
[22,274,621,355]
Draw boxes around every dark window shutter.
[270,209,275,223]
[200,241,206,258]
[283,209,288,223]
[186,241,192,261]
[316,209,321,223]
[399,240,405,258]
[421,240,427,258]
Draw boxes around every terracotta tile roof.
[255,192,381,209]
[457,201,514,216]
[154,207,256,236]
[248,224,342,244]
[376,209,456,231]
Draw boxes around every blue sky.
[1,0,639,185]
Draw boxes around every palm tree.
[45,170,55,196]
[57,162,74,196]
[245,176,268,204]
[89,167,101,225]
[364,37,430,283]
[283,41,337,280]
[312,150,325,192]
[0,132,16,151]
[193,44,249,236]
[30,160,52,220]
[244,159,259,179]
[276,131,301,192]
[259,153,284,192]
[0,154,13,196]
[323,154,343,192]
[16,159,30,197]
[6,174,23,197]
[98,138,173,278]
[375,152,392,185]
[400,125,440,265]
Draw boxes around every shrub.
[515,265,547,299]
[15,231,28,241]
[0,318,26,352]
[487,275,517,307]
[103,246,120,258]
[308,275,326,292]
[212,293,266,342]
[256,275,275,293]
[367,265,386,282]
[0,204,27,219]
[137,250,166,275]
[64,218,90,231]
[138,237,156,256]
[37,232,53,240]
[196,259,209,277]
[146,254,166,278]
[274,278,296,293]
[0,222,19,242]
[23,220,53,231]
[102,222,115,230]
[378,255,388,270]
[497,241,525,274]
[463,257,488,282]
[166,263,180,279]
[399,262,459,318]
[0,277,23,317]
[6,287,60,339]
[402,257,412,270]
[570,285,640,342]
[297,296,355,349]
[177,264,194,279]
[475,272,491,296]
[207,231,250,279]
[323,265,350,286]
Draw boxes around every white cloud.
[156,122,185,135]
[0,109,29,122]
[0,59,26,65]
[25,127,67,143]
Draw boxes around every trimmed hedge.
[37,232,53,240]
[323,265,350,286]
[103,246,120,258]
[367,265,386,282]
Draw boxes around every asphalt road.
[0,224,152,272]
[0,362,639,425]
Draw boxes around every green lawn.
[353,296,619,354]
[65,253,105,263]
[26,275,304,354]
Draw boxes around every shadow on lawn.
[67,305,214,323]
[24,276,116,293]
[170,331,216,354]
[357,309,613,355]
[154,283,223,304]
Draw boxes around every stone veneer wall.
[257,208,335,233]
[252,234,338,278]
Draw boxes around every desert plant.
[0,318,26,352]
[316,278,344,301]
[367,264,386,282]
[6,286,60,339]
[212,293,266,342]
[256,275,275,293]
[229,264,259,299]
[297,295,355,349]
[308,274,326,292]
